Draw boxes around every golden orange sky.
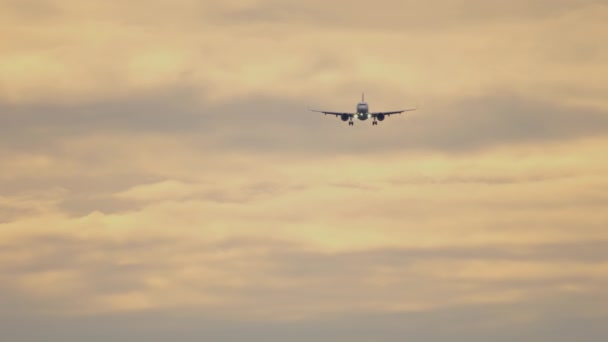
[1,0,608,340]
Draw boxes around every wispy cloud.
[1,0,607,341]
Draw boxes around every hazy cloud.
[2,89,608,160]
[2,0,608,341]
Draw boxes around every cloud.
[1,133,607,319]
[2,231,608,341]
[2,1,608,340]
[2,299,607,342]
[1,0,607,109]
[2,88,608,163]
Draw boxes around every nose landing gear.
[372,120,378,125]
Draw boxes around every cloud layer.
[1,0,608,341]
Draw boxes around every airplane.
[308,93,417,126]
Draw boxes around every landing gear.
[372,120,378,125]
[348,121,354,126]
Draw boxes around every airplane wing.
[308,107,354,117]
[370,107,418,117]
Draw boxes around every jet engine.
[376,114,385,121]
[341,114,350,121]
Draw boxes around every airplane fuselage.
[356,102,369,120]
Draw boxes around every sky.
[1,0,608,341]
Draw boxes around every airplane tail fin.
[362,92,365,102]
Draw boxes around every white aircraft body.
[309,93,417,126]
